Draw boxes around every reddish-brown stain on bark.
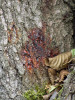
[21,25,59,72]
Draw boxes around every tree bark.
[0,0,75,99]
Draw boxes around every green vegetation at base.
[23,85,46,100]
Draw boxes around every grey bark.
[60,70,75,100]
[0,0,75,100]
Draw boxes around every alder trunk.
[0,0,75,99]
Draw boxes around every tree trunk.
[0,0,75,99]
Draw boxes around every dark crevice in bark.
[72,10,75,47]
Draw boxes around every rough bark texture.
[0,0,75,100]
[60,70,75,100]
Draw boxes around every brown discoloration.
[7,23,19,44]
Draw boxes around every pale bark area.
[0,0,75,100]
[0,0,48,99]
